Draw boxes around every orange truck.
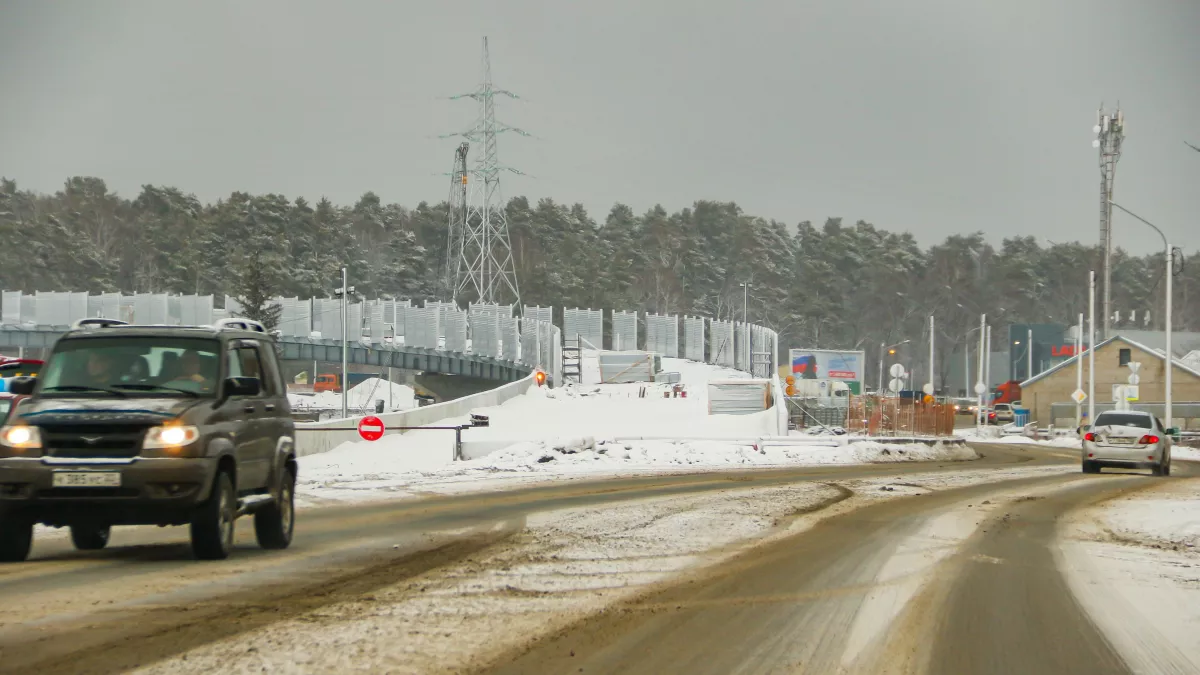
[991,380,1022,405]
[313,372,380,393]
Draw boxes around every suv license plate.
[52,472,121,488]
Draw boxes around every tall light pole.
[976,314,987,430]
[1075,313,1084,429]
[1027,327,1034,380]
[879,339,910,393]
[334,268,355,420]
[740,282,750,373]
[928,315,936,396]
[1088,270,1096,426]
[1108,200,1175,429]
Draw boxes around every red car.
[0,358,43,422]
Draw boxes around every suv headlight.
[144,425,200,450]
[0,425,42,450]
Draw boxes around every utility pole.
[1075,313,1083,429]
[742,283,750,373]
[1027,327,1033,380]
[1093,105,1125,340]
[341,267,349,419]
[442,37,525,307]
[928,315,935,395]
[1088,271,1096,425]
[976,314,986,430]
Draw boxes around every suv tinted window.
[1094,413,1152,429]
[257,341,283,396]
[40,337,220,397]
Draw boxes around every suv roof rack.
[213,317,267,333]
[71,318,129,330]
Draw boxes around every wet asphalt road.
[0,443,1166,674]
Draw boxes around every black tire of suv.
[191,472,236,560]
[0,513,33,563]
[254,465,295,550]
[70,524,111,550]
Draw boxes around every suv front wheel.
[191,472,236,560]
[254,464,295,550]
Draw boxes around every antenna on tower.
[439,37,524,308]
[1093,103,1125,341]
[442,142,470,301]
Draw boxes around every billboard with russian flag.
[789,349,863,381]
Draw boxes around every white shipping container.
[707,379,773,415]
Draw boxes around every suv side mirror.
[224,376,261,397]
[4,377,36,396]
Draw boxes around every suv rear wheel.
[191,472,236,560]
[254,465,295,550]
[70,524,111,550]
[0,512,33,562]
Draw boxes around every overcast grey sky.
[1,0,1196,253]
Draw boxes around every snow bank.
[288,377,415,412]
[298,435,977,502]
[1060,480,1200,672]
[958,427,1082,449]
[296,357,969,501]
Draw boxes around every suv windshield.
[39,337,221,397]
[1094,413,1153,429]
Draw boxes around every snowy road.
[1,444,1193,674]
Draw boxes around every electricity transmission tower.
[1093,104,1125,339]
[441,37,527,307]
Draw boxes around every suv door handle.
[244,404,257,413]
[264,403,276,412]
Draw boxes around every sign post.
[357,415,385,442]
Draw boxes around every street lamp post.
[878,339,910,393]
[1108,200,1174,429]
[740,283,750,373]
[334,267,355,420]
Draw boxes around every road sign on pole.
[889,363,906,378]
[358,415,385,441]
[888,378,905,393]
[1071,388,1087,404]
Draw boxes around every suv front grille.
[39,424,151,458]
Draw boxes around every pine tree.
[232,247,282,331]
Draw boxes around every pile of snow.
[958,426,1082,449]
[288,377,415,412]
[299,436,977,501]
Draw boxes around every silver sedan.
[1082,410,1172,475]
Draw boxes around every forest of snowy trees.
[2,176,1195,358]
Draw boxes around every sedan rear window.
[1094,413,1152,429]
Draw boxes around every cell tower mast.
[1093,104,1125,340]
[441,37,527,307]
[443,142,469,301]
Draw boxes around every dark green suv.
[0,318,296,561]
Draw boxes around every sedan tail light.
[1138,434,1160,445]
[1084,432,1096,442]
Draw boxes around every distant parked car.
[1082,410,1175,476]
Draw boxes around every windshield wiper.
[41,385,127,397]
[111,383,201,398]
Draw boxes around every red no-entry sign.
[358,415,385,441]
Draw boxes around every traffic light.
[534,370,547,387]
